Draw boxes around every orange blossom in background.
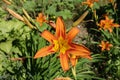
[99,41,113,51]
[98,16,119,33]
[36,13,56,28]
[82,0,99,8]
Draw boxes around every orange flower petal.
[60,53,69,71]
[68,43,91,59]
[34,45,55,59]
[56,17,66,38]
[41,30,56,43]
[99,41,105,51]
[82,0,98,8]
[70,43,90,53]
[105,16,109,21]
[68,49,91,59]
[110,19,114,23]
[100,20,105,26]
[67,27,80,42]
[113,24,120,27]
[108,28,113,33]
[70,58,77,66]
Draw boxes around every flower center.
[53,37,70,53]
[105,22,111,28]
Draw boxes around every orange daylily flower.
[99,41,113,51]
[36,13,48,26]
[98,16,119,33]
[82,0,99,8]
[34,17,91,71]
[36,13,56,28]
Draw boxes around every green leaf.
[0,20,24,35]
[7,67,14,74]
[0,41,12,53]
[93,2,100,9]
[0,7,7,19]
[77,74,105,80]
[56,9,72,19]
[46,4,56,15]
[0,35,5,41]
[23,1,36,12]
[40,23,49,32]
[113,37,120,45]
[117,65,120,77]
[101,30,110,39]
[35,22,49,32]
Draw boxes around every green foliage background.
[0,0,120,80]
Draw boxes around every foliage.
[0,0,120,80]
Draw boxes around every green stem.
[72,66,77,80]
[91,7,98,24]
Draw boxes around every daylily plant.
[34,17,91,71]
[99,41,113,51]
[98,16,119,33]
[82,0,99,8]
